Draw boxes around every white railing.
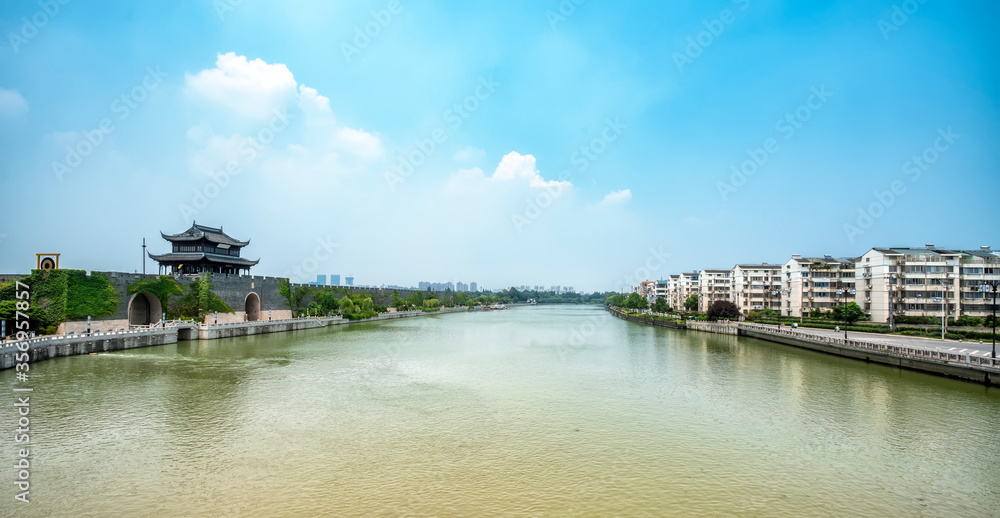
[0,326,174,353]
[737,323,998,368]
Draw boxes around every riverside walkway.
[609,308,999,385]
[742,322,997,358]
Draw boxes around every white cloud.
[454,146,485,162]
[593,188,632,208]
[0,88,28,119]
[183,53,384,188]
[186,52,298,119]
[334,127,382,160]
[298,85,331,117]
[491,151,572,190]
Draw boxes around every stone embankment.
[0,307,469,370]
[608,307,999,386]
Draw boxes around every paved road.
[755,324,998,357]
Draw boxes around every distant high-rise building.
[457,282,469,292]
[330,274,340,286]
[470,282,478,292]
[345,276,354,286]
[311,274,327,286]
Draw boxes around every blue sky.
[0,0,997,292]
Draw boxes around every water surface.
[2,305,998,516]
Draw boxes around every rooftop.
[161,222,250,247]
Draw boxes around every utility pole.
[983,280,999,361]
[886,273,895,331]
[142,238,146,275]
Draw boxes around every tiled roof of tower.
[146,252,260,267]
[161,222,250,247]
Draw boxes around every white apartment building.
[678,272,700,310]
[732,263,782,315]
[781,255,857,318]
[654,280,668,303]
[634,280,656,303]
[698,269,733,312]
[667,275,681,311]
[857,245,1000,324]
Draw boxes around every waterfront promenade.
[609,308,999,385]
[750,323,997,358]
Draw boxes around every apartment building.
[667,274,681,310]
[698,269,732,312]
[678,272,700,310]
[857,245,1000,324]
[654,280,668,303]
[634,280,656,303]
[732,263,782,314]
[781,255,857,318]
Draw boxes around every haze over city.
[1,1,996,291]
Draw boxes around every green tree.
[174,275,232,320]
[624,292,648,310]
[683,294,699,312]
[651,297,671,313]
[407,291,425,308]
[707,300,740,320]
[835,302,866,327]
[390,290,406,309]
[339,298,356,315]
[278,279,312,313]
[605,294,626,307]
[311,289,340,316]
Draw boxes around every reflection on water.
[2,306,998,516]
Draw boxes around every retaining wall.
[0,329,177,370]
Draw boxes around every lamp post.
[885,273,897,331]
[980,280,999,360]
[836,287,856,339]
[932,286,948,340]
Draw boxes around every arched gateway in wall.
[245,292,261,321]
[128,292,163,326]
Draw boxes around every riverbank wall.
[0,328,178,370]
[608,307,999,386]
[0,307,469,370]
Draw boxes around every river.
[2,305,998,516]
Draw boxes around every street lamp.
[980,280,999,360]
[884,273,897,331]
[836,286,856,339]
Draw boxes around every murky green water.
[2,305,999,516]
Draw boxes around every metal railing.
[737,323,997,368]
